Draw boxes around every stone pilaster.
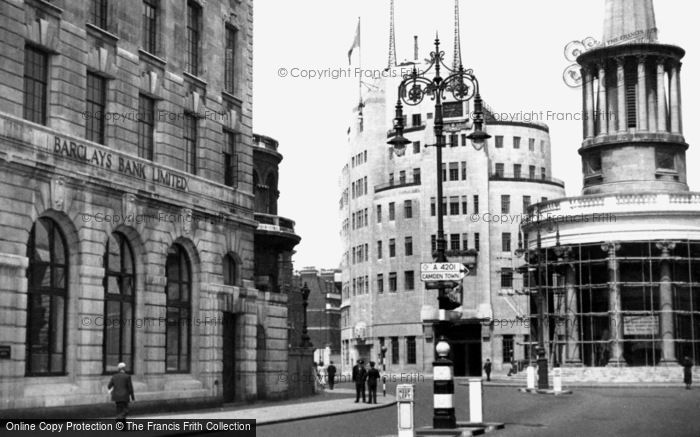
[0,253,29,409]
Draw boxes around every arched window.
[223,253,238,286]
[103,233,135,373]
[26,218,68,375]
[165,244,191,372]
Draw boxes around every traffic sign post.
[421,263,469,311]
[420,263,470,282]
[397,384,415,437]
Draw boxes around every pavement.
[471,370,693,388]
[138,387,396,426]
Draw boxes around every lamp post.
[300,282,312,347]
[388,36,490,430]
[516,215,568,390]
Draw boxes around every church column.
[565,263,582,365]
[669,61,681,134]
[581,67,591,138]
[603,242,625,366]
[637,56,648,131]
[656,59,668,132]
[585,67,596,138]
[656,242,677,363]
[615,58,627,133]
[648,66,657,132]
[597,64,608,136]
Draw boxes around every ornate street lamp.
[389,35,490,310]
[388,35,490,430]
[300,282,312,348]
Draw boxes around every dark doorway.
[451,343,467,376]
[436,323,482,377]
[222,312,236,402]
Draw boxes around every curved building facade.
[339,69,565,376]
[521,0,700,381]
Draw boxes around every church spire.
[452,0,462,70]
[603,0,657,46]
[387,0,397,68]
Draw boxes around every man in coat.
[327,361,337,390]
[366,361,381,404]
[352,359,367,403]
[483,358,492,381]
[682,356,693,390]
[108,362,135,421]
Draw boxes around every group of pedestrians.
[351,359,381,404]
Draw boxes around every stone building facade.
[0,0,299,413]
[338,66,565,376]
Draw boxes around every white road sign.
[420,263,469,282]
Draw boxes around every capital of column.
[581,65,593,78]
[614,56,626,68]
[597,63,607,76]
[600,242,621,254]
[655,241,677,255]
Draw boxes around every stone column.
[669,62,681,134]
[597,64,608,135]
[656,242,677,363]
[656,59,668,132]
[603,243,625,366]
[585,67,595,138]
[616,58,627,133]
[565,264,582,365]
[648,73,657,132]
[637,56,648,131]
[581,67,590,138]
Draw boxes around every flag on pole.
[348,18,360,65]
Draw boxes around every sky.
[252,0,700,270]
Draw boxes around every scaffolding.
[521,239,700,367]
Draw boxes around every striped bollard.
[433,336,456,429]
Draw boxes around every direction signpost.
[420,263,470,312]
[420,263,469,282]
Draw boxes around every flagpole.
[357,17,363,112]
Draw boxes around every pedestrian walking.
[108,362,135,422]
[317,361,326,389]
[483,358,492,381]
[327,361,337,390]
[682,356,693,390]
[366,361,380,404]
[352,359,367,403]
